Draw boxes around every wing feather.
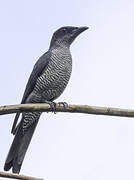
[11,51,51,134]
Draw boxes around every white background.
[0,0,134,179]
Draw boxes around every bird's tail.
[4,112,41,174]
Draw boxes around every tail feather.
[11,113,20,134]
[4,116,40,174]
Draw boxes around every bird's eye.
[62,28,67,33]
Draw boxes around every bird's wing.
[21,51,51,103]
[11,51,51,134]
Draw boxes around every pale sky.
[0,0,134,180]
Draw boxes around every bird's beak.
[72,26,89,36]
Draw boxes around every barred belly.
[33,47,72,101]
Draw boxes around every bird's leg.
[44,100,56,113]
[58,102,68,109]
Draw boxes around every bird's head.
[49,26,88,48]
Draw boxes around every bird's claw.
[45,101,68,113]
[58,102,68,109]
[45,101,56,113]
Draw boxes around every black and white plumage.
[4,26,88,173]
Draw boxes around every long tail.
[4,112,41,174]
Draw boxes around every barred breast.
[33,47,72,102]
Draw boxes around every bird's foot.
[58,102,68,109]
[45,100,56,113]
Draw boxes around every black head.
[50,26,88,48]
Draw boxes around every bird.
[4,26,88,174]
